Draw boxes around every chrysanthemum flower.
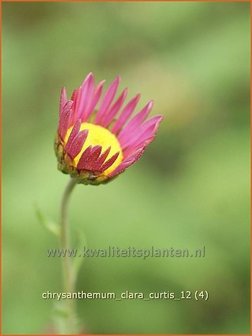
[55,73,163,185]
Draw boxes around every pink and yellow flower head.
[55,73,163,185]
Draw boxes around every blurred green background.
[3,2,250,334]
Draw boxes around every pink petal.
[69,88,80,126]
[71,89,79,102]
[122,147,144,165]
[77,146,92,169]
[96,147,111,166]
[101,88,128,127]
[66,130,88,159]
[77,145,104,172]
[76,73,94,120]
[112,94,140,134]
[65,119,81,151]
[59,87,67,115]
[109,148,145,178]
[122,115,163,151]
[82,75,95,122]
[84,80,105,121]
[123,137,152,159]
[58,101,73,140]
[95,76,120,124]
[118,101,153,143]
[100,152,120,172]
[88,146,105,172]
[89,145,102,162]
[122,115,163,159]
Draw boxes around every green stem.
[60,177,78,293]
[58,177,79,333]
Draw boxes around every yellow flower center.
[65,122,123,175]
